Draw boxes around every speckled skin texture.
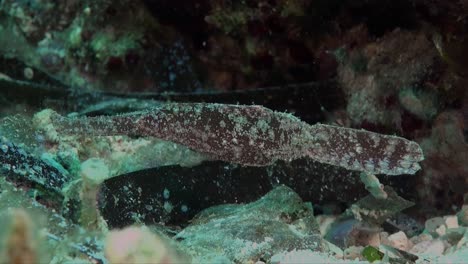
[48,102,424,175]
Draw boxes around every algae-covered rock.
[175,185,325,263]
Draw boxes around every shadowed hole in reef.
[97,158,418,228]
[346,0,418,37]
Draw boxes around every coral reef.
[1,0,468,263]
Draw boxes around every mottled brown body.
[50,103,424,175]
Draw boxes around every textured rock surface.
[174,186,325,263]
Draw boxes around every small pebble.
[425,217,445,237]
[457,205,468,226]
[444,215,458,229]
[344,246,364,260]
[387,231,411,251]
[23,67,34,79]
[410,239,445,256]
[435,224,447,236]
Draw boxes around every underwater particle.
[181,204,188,213]
[68,25,83,48]
[149,41,202,92]
[163,188,170,199]
[163,201,173,213]
[23,67,34,80]
[84,6,91,16]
